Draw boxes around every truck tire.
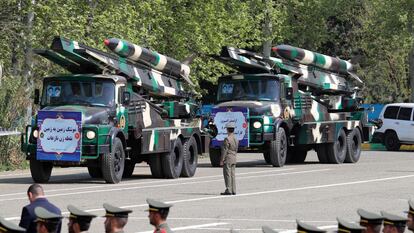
[209,148,221,167]
[345,128,362,163]
[102,137,125,183]
[87,166,102,178]
[268,127,287,167]
[122,160,135,178]
[149,155,164,178]
[263,152,271,164]
[384,131,400,151]
[30,160,53,183]
[326,128,347,164]
[316,144,329,163]
[181,136,198,177]
[287,147,307,164]
[162,138,184,178]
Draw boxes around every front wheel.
[268,127,287,167]
[384,131,400,151]
[30,160,53,183]
[102,137,125,184]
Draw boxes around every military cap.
[381,211,407,228]
[225,122,236,128]
[34,207,63,223]
[0,217,25,233]
[103,203,132,218]
[67,205,97,220]
[146,198,172,212]
[337,218,365,233]
[297,220,326,233]
[262,225,278,233]
[357,209,383,225]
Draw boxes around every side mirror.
[122,91,130,105]
[34,89,40,104]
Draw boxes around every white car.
[372,103,414,150]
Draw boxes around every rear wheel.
[149,155,164,178]
[87,166,102,178]
[162,138,184,178]
[30,160,53,183]
[268,127,287,167]
[102,137,125,184]
[181,136,198,177]
[122,160,135,178]
[384,131,400,151]
[326,128,347,164]
[345,128,362,163]
[316,144,329,163]
[209,147,221,167]
[263,152,271,164]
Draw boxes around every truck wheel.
[316,144,329,163]
[287,147,308,164]
[181,136,198,177]
[122,160,135,178]
[149,155,164,178]
[162,138,184,178]
[345,128,362,163]
[209,148,221,167]
[30,160,53,183]
[102,137,125,183]
[263,152,271,164]
[384,131,400,151]
[326,128,347,164]
[87,166,102,178]
[268,127,287,167]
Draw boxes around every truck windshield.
[41,80,115,107]
[217,79,280,102]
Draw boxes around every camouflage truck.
[21,37,203,183]
[207,45,368,167]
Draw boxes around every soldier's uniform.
[67,205,97,233]
[0,217,26,233]
[357,208,383,233]
[406,200,414,232]
[381,211,407,233]
[221,122,239,195]
[146,198,173,233]
[34,207,63,233]
[337,218,366,233]
[103,203,132,233]
[262,225,278,233]
[296,219,326,233]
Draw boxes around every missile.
[272,44,353,75]
[104,38,191,82]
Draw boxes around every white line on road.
[135,222,229,233]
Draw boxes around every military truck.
[21,37,203,183]
[207,45,368,167]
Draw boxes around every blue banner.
[37,111,82,162]
[211,107,249,147]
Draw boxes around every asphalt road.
[0,150,413,233]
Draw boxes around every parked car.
[371,103,414,151]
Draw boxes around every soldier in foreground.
[220,122,239,195]
[337,218,365,233]
[296,220,326,233]
[34,207,63,233]
[357,209,383,233]
[67,205,96,233]
[381,211,407,233]
[146,198,174,233]
[0,217,26,232]
[406,200,414,232]
[103,203,132,233]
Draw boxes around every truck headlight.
[86,131,96,140]
[253,121,262,129]
[32,129,39,138]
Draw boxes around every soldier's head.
[357,209,383,233]
[381,211,407,233]
[296,219,326,233]
[34,207,62,233]
[103,203,132,233]
[337,218,366,233]
[27,184,45,203]
[67,205,96,233]
[225,122,235,134]
[407,200,414,232]
[146,198,172,226]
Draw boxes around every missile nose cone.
[104,39,110,46]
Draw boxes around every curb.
[362,143,414,151]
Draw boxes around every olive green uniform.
[221,133,238,194]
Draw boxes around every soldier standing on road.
[220,122,238,195]
[357,209,383,233]
[146,198,174,233]
[406,200,414,232]
[103,203,132,233]
[67,205,96,233]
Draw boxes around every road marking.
[135,222,228,233]
[0,168,324,201]
[0,168,86,178]
[0,168,296,197]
